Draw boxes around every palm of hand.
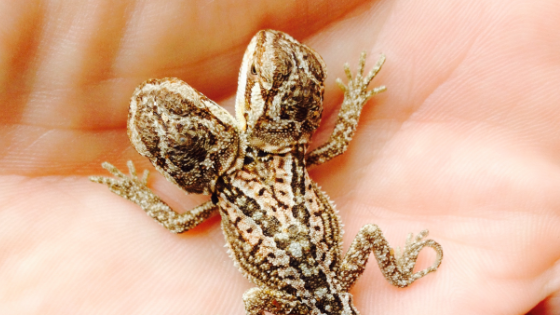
[1,1,559,314]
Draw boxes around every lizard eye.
[250,63,257,75]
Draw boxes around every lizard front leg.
[306,53,386,166]
[90,161,217,233]
[338,224,443,290]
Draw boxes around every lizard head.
[128,78,241,194]
[235,29,326,154]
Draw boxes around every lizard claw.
[337,52,386,103]
[90,161,151,200]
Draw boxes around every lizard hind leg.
[338,224,443,290]
[243,288,309,315]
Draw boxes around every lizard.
[90,29,443,315]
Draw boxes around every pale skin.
[1,0,559,314]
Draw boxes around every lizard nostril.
[250,63,257,75]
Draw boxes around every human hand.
[1,1,559,314]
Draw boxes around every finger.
[364,54,386,85]
[357,51,367,78]
[336,78,347,92]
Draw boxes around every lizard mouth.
[235,99,248,132]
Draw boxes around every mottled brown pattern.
[91,29,443,315]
